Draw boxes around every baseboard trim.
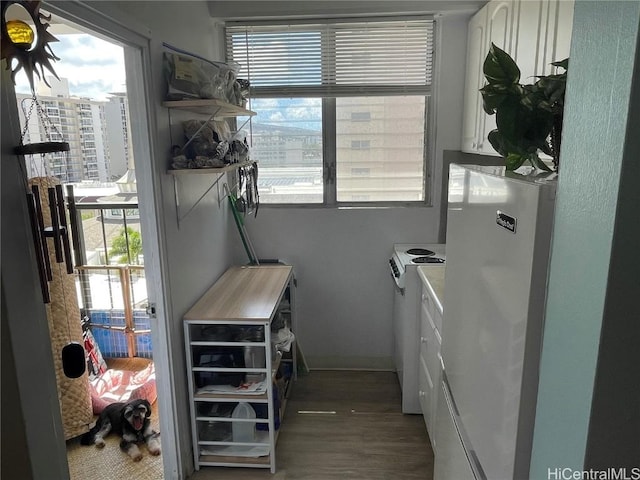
[308,367,395,372]
[304,355,394,371]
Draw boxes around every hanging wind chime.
[3,1,86,378]
[2,0,68,155]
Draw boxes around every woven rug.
[66,383,163,480]
[66,405,163,480]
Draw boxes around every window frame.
[226,17,437,208]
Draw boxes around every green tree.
[109,227,143,264]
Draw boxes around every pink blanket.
[89,361,157,414]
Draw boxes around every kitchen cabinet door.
[513,0,543,82]
[514,0,574,81]
[462,1,518,156]
[461,0,574,157]
[477,0,518,155]
[461,6,488,153]
[540,0,574,75]
[512,0,574,165]
[433,381,476,480]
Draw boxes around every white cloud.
[268,111,285,122]
[253,98,280,108]
[14,33,125,101]
[288,107,321,120]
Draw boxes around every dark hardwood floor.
[189,370,434,479]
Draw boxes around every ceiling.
[208,0,488,20]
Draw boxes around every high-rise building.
[104,92,133,180]
[16,77,131,183]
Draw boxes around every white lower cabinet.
[433,382,476,480]
[183,265,296,473]
[418,275,444,448]
[418,355,435,435]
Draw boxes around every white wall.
[107,3,249,477]
[209,0,486,18]
[110,0,246,343]
[239,13,472,368]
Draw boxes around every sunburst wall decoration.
[1,0,61,93]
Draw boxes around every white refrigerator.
[435,164,557,480]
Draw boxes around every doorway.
[6,2,178,478]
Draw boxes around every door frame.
[37,2,180,477]
[1,58,70,480]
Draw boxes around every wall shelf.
[168,161,253,227]
[162,99,256,118]
[167,161,252,176]
[163,97,256,227]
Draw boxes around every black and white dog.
[81,399,161,461]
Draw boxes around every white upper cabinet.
[514,0,574,80]
[461,0,575,156]
[461,7,488,153]
[479,1,518,153]
[513,1,541,82]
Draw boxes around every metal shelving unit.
[163,99,256,226]
[183,265,296,473]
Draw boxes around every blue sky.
[14,33,126,101]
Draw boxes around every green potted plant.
[480,43,568,172]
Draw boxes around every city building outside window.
[226,17,434,205]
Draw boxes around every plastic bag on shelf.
[272,326,295,353]
[162,43,245,105]
[182,120,219,157]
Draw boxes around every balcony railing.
[76,265,151,358]
[70,195,149,358]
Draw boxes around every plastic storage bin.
[232,402,256,442]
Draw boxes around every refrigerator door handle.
[442,373,488,480]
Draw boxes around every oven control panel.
[389,257,400,278]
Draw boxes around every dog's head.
[122,399,151,432]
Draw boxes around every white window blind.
[226,18,434,98]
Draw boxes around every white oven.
[389,244,445,414]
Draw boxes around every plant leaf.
[521,88,547,110]
[487,129,526,158]
[480,84,513,114]
[535,75,566,105]
[506,153,526,170]
[551,58,569,70]
[483,51,569,170]
[539,141,554,157]
[495,96,531,147]
[529,153,552,172]
[487,129,509,157]
[526,108,554,142]
[483,43,521,85]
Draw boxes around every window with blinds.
[226,18,435,205]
